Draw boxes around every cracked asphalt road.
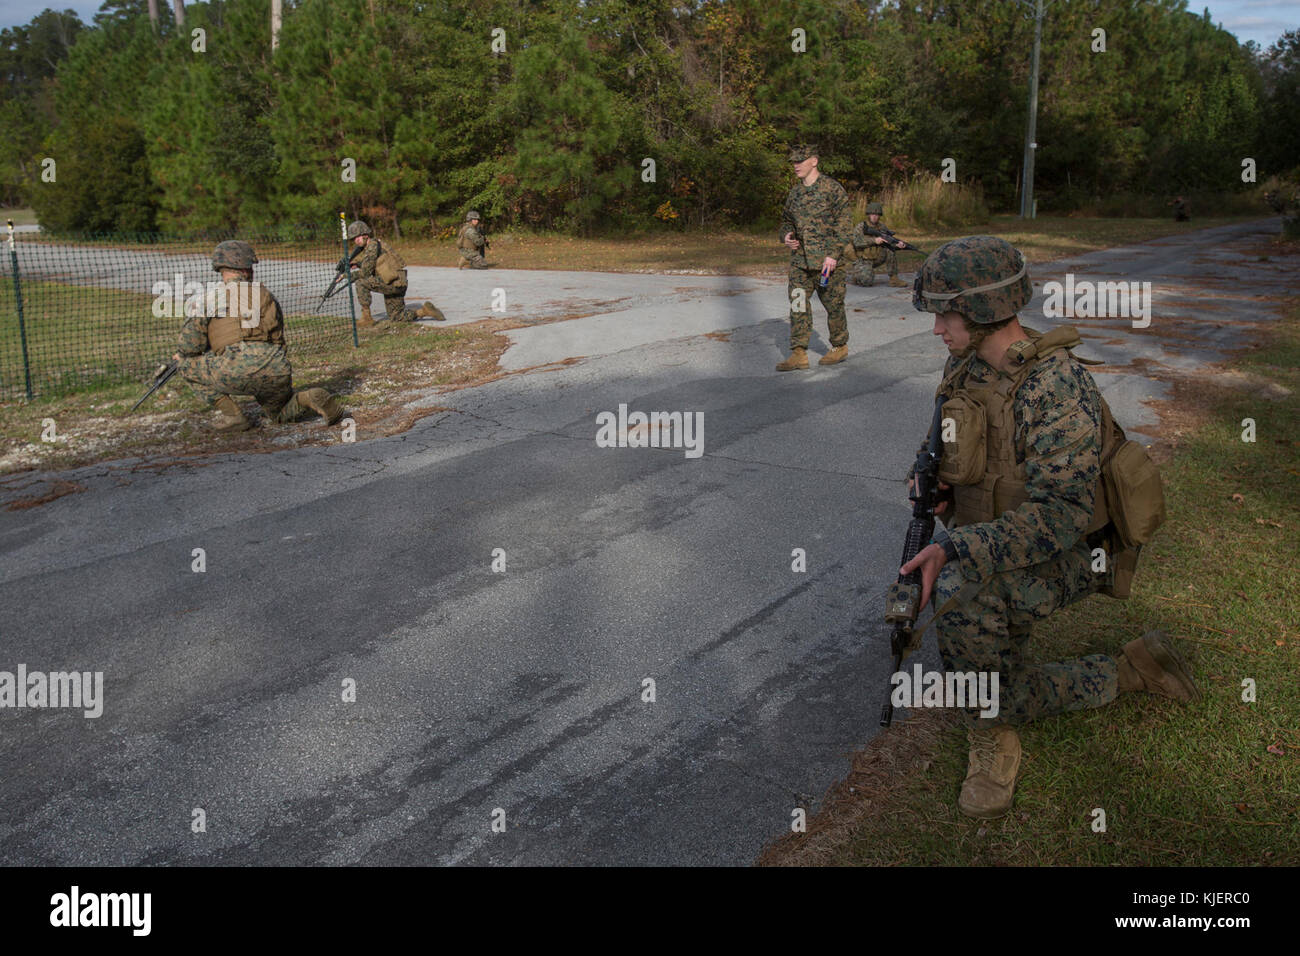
[0,218,1294,865]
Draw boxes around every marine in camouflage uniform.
[176,241,343,431]
[456,211,488,269]
[903,235,1200,819]
[347,221,444,326]
[847,202,905,287]
[777,144,852,370]
[1170,196,1190,221]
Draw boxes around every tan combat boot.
[775,348,809,371]
[819,345,848,365]
[415,301,446,321]
[888,276,908,288]
[958,725,1022,819]
[214,395,252,432]
[295,388,344,426]
[1117,630,1201,701]
[356,302,375,328]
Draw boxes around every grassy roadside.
[0,214,1281,480]
[0,321,505,481]
[383,215,1267,275]
[758,298,1300,867]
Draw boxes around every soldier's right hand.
[908,476,952,515]
[783,232,801,251]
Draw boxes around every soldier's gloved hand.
[906,476,952,515]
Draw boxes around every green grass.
[0,279,351,400]
[762,299,1300,867]
[0,208,38,227]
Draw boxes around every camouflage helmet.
[787,144,818,163]
[865,201,884,216]
[465,210,481,221]
[211,240,257,273]
[912,235,1031,325]
[347,220,372,239]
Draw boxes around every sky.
[1,0,1296,49]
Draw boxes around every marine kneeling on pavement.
[346,220,445,326]
[901,235,1200,819]
[176,241,344,432]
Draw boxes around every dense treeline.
[1,0,1296,235]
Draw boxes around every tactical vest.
[456,224,475,253]
[374,240,407,285]
[206,282,283,353]
[936,326,1166,597]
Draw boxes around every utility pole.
[1017,0,1051,219]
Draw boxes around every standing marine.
[1170,196,1190,222]
[346,221,445,326]
[777,144,853,370]
[848,201,908,288]
[456,211,489,269]
[900,235,1198,819]
[175,240,343,432]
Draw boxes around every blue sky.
[2,0,1296,48]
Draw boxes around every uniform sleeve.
[779,191,797,245]
[358,241,379,278]
[177,314,209,357]
[947,360,1102,581]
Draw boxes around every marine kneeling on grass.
[901,235,1200,819]
[346,220,445,327]
[175,240,344,433]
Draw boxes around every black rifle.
[862,225,926,255]
[879,392,949,727]
[315,245,363,311]
[131,360,180,413]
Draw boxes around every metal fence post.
[340,212,358,348]
[6,220,33,400]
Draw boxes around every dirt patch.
[0,322,508,480]
[3,478,86,511]
[757,709,959,866]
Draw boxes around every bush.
[855,174,989,230]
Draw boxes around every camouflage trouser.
[459,250,487,268]
[848,246,898,286]
[179,342,301,422]
[932,541,1118,727]
[355,274,418,322]
[788,262,847,350]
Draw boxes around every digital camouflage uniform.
[177,281,300,421]
[930,344,1118,726]
[457,215,487,269]
[355,238,422,322]
[910,235,1196,819]
[779,158,852,351]
[848,218,899,286]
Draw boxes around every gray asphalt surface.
[1,218,1294,865]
